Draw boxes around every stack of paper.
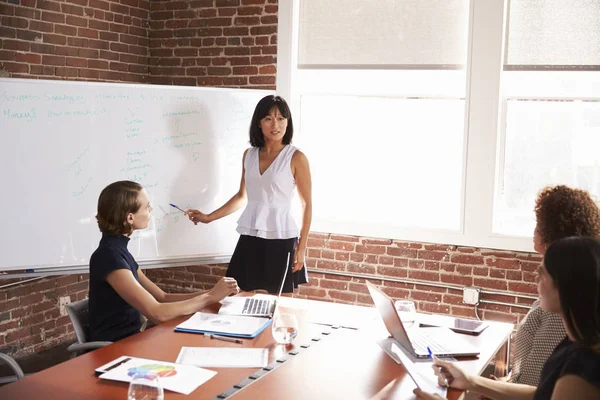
[175,312,272,338]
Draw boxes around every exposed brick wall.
[0,275,89,357]
[147,233,540,326]
[0,0,150,82]
[148,0,278,88]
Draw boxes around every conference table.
[0,296,513,400]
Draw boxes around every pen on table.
[427,346,449,387]
[208,334,244,344]
[169,203,187,213]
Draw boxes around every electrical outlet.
[462,287,480,305]
[59,296,71,316]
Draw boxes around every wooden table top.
[0,296,513,400]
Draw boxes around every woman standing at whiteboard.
[186,95,312,294]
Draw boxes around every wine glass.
[394,300,416,327]
[271,312,299,345]
[127,372,164,400]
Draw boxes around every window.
[493,0,600,237]
[278,0,600,251]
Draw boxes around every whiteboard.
[0,78,272,272]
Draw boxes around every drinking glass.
[394,300,416,326]
[127,372,164,400]
[271,312,299,345]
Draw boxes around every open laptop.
[218,253,290,318]
[366,281,480,358]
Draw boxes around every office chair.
[65,299,112,358]
[0,353,25,384]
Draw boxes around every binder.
[174,312,272,339]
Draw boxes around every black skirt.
[226,235,308,293]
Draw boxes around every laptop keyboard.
[242,298,271,315]
[409,330,449,354]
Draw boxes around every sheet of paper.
[98,356,216,395]
[176,312,270,336]
[378,338,448,398]
[176,346,268,368]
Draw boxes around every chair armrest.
[0,353,25,379]
[67,341,112,354]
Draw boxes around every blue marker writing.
[428,347,449,387]
[169,203,186,213]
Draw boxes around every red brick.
[56,24,78,36]
[316,260,345,271]
[486,258,521,270]
[419,303,450,314]
[61,3,84,16]
[508,282,538,295]
[43,33,67,46]
[42,10,65,23]
[376,266,407,278]
[1,62,29,73]
[15,6,40,19]
[408,270,440,282]
[6,328,31,343]
[442,294,464,305]
[364,255,377,264]
[78,28,99,39]
[297,287,326,298]
[379,256,394,265]
[387,247,418,258]
[346,263,375,275]
[393,258,409,268]
[320,279,348,291]
[473,278,508,291]
[355,245,386,255]
[250,25,276,35]
[411,291,442,303]
[15,52,41,63]
[440,274,473,286]
[328,290,357,303]
[3,39,30,51]
[1,16,29,29]
[394,241,423,250]
[451,254,484,265]
[418,250,449,261]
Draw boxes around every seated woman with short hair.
[89,181,240,342]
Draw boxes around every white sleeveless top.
[236,145,300,239]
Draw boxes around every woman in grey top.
[509,185,600,385]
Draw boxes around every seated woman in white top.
[186,95,312,294]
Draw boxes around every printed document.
[176,346,269,368]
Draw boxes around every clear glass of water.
[127,372,164,400]
[272,312,299,345]
[394,300,416,326]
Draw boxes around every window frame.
[277,0,546,253]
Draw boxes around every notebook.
[218,252,290,318]
[174,312,272,338]
[366,281,480,358]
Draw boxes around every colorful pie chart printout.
[99,356,217,395]
[128,364,178,379]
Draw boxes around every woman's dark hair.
[535,185,600,245]
[96,181,143,235]
[249,95,293,147]
[544,236,600,352]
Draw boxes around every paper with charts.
[378,338,448,398]
[176,346,269,368]
[99,356,216,395]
